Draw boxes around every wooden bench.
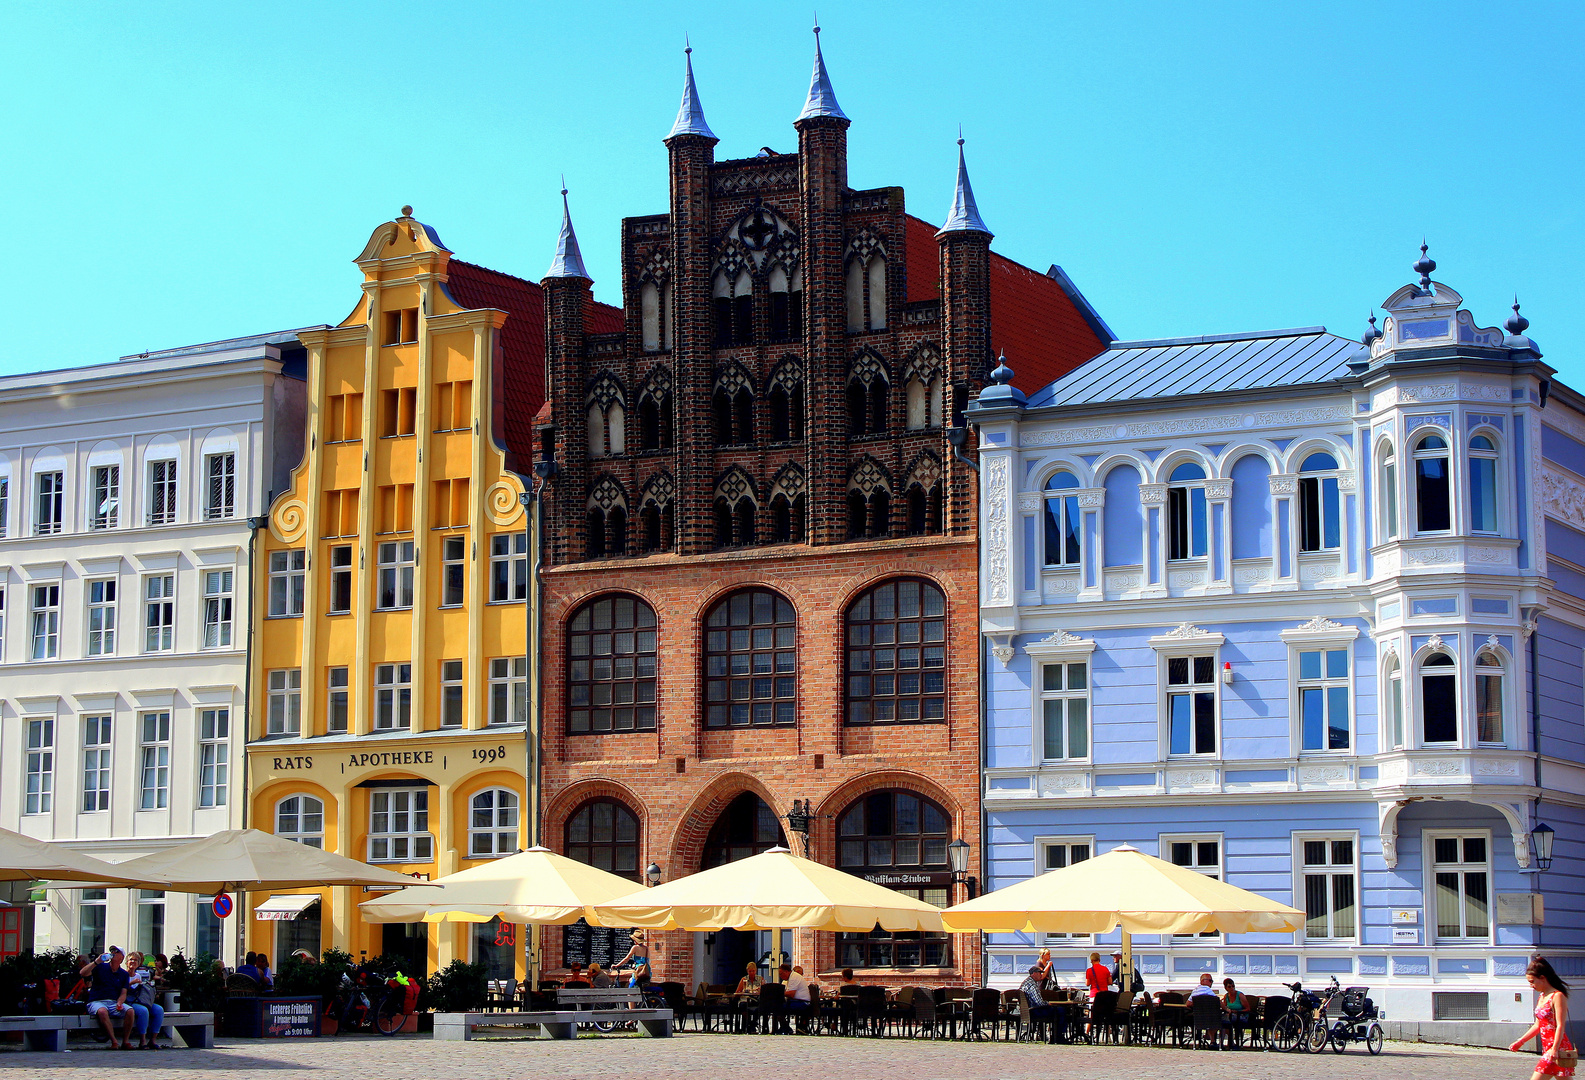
[435,987,672,1041]
[0,1010,214,1051]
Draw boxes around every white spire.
[796,20,847,122]
[939,131,991,236]
[546,184,590,280]
[668,38,717,141]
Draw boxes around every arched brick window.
[834,790,952,968]
[564,798,641,880]
[567,594,658,734]
[704,589,796,728]
[845,578,947,725]
[702,792,786,868]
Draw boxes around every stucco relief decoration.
[1128,416,1237,438]
[1413,759,1464,777]
[1475,759,1523,778]
[1235,566,1272,583]
[1296,616,1345,632]
[270,498,307,544]
[1034,630,1087,647]
[1077,489,1106,508]
[984,455,1012,606]
[485,481,526,526]
[1299,765,1348,784]
[1139,484,1168,506]
[1169,571,1205,588]
[989,641,1014,665]
[1523,619,1539,640]
[1462,383,1512,403]
[1016,492,1042,513]
[1405,548,1458,566]
[1336,472,1358,492]
[1105,573,1141,591]
[1168,769,1217,788]
[1537,467,1585,532]
[1251,405,1351,427]
[1039,772,1086,795]
[1203,479,1232,500]
[1022,425,1115,447]
[1162,623,1213,640]
[1426,634,1445,651]
[1300,563,1340,581]
[1399,383,1457,403]
[1406,414,1453,434]
[1268,474,1297,495]
[1048,576,1080,594]
[1466,547,1508,565]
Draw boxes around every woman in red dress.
[1510,956,1574,1079]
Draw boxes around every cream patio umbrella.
[942,843,1304,1037]
[358,847,641,925]
[587,847,944,969]
[63,829,424,893]
[0,827,151,885]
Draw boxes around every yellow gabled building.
[246,207,620,977]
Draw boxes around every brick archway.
[667,771,784,877]
[808,769,967,868]
[542,776,651,857]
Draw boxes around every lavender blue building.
[969,252,1579,1042]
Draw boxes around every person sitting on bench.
[81,947,137,1050]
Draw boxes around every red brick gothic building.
[534,34,1111,987]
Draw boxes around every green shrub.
[426,959,488,1013]
[166,950,226,1014]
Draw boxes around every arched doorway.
[699,792,788,983]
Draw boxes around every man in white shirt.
[779,963,811,1032]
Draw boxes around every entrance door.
[0,909,20,961]
[381,922,429,977]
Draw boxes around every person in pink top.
[1084,952,1111,998]
[1511,955,1574,1079]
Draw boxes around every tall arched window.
[713,269,753,347]
[1298,451,1341,552]
[1420,651,1457,744]
[468,788,520,857]
[768,266,803,342]
[1384,653,1405,749]
[711,373,754,446]
[1414,434,1451,533]
[1044,472,1081,565]
[640,280,672,352]
[276,795,324,848]
[835,790,952,968]
[564,798,640,879]
[1167,462,1208,560]
[1475,649,1504,744]
[567,594,658,734]
[845,578,946,725]
[702,792,785,868]
[1469,435,1499,533]
[847,358,889,436]
[704,589,796,728]
[1379,444,1398,541]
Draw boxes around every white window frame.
[143,573,175,653]
[1426,830,1492,943]
[138,710,171,810]
[1384,650,1406,750]
[1280,620,1360,755]
[440,659,464,727]
[368,788,432,863]
[0,475,9,537]
[1036,836,1094,942]
[468,788,520,858]
[328,544,353,614]
[441,535,466,607]
[1474,645,1508,746]
[1160,649,1221,759]
[1161,832,1223,940]
[268,550,306,617]
[1296,449,1345,554]
[202,569,234,648]
[1026,634,1096,764]
[147,458,178,526]
[30,582,60,660]
[91,463,120,530]
[276,795,325,848]
[1467,430,1501,535]
[1038,659,1091,762]
[1294,831,1359,943]
[488,656,527,726]
[1412,431,1452,535]
[326,666,349,733]
[86,578,117,656]
[198,708,229,808]
[1164,460,1209,562]
[1042,471,1082,567]
[376,541,414,610]
[82,714,112,813]
[490,532,527,602]
[1417,645,1460,747]
[1378,441,1398,541]
[204,451,236,520]
[267,668,302,735]
[24,717,54,815]
[34,470,64,535]
[375,663,412,730]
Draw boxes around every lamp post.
[785,799,812,857]
[948,837,977,900]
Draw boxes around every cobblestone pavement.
[0,1032,1523,1079]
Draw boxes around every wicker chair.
[1086,990,1120,1043]
[1190,994,1223,1048]
[754,982,786,1034]
[969,987,1004,1040]
[1253,993,1289,1048]
[912,990,949,1039]
[1151,991,1189,1045]
[855,985,888,1037]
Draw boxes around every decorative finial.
[685,32,691,55]
[668,37,717,141]
[1364,311,1382,344]
[545,183,590,280]
[990,353,1014,385]
[400,205,413,218]
[939,130,991,236]
[1506,296,1530,336]
[1414,240,1436,291]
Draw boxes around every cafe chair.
[886,987,916,1036]
[1253,993,1289,1048]
[1150,991,1189,1046]
[1190,994,1223,1049]
[912,990,948,1039]
[1086,990,1120,1044]
[968,987,1003,1041]
[855,985,888,1037]
[755,982,786,1034]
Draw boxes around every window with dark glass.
[1167,654,1217,755]
[702,792,786,868]
[835,791,952,968]
[567,595,657,734]
[1298,452,1341,552]
[1414,434,1451,532]
[1421,651,1457,743]
[564,799,641,879]
[704,589,796,728]
[1166,462,1208,560]
[1044,472,1081,565]
[1469,435,1498,533]
[845,579,946,725]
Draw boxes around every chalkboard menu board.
[562,919,633,969]
[261,996,321,1038]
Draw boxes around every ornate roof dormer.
[1365,244,1509,364]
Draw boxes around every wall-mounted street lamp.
[646,862,663,887]
[1532,823,1555,871]
[948,837,978,900]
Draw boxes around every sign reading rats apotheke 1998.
[252,738,525,787]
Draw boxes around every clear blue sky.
[3,2,1580,385]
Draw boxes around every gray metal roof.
[545,190,590,280]
[939,138,990,236]
[1025,327,1361,409]
[668,44,716,141]
[796,26,847,123]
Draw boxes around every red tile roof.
[903,215,1108,393]
[445,259,622,459]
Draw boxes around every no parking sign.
[212,893,233,920]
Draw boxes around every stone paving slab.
[0,1031,1523,1079]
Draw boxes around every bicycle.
[1267,978,1327,1052]
[1322,986,1385,1055]
[333,966,416,1035]
[1304,977,1344,1053]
